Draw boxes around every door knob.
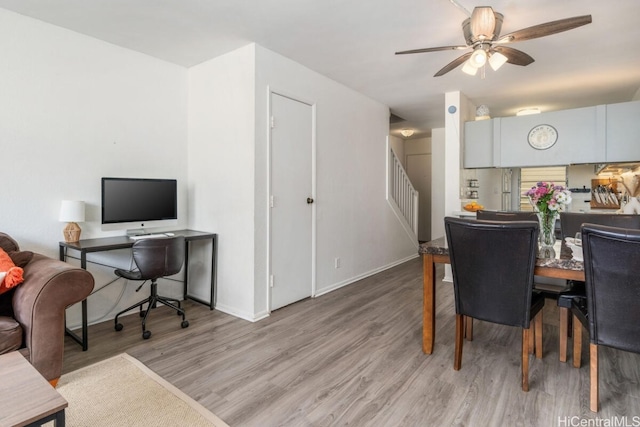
[307,197,314,204]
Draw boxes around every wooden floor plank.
[62,258,640,426]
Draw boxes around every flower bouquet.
[525,182,572,257]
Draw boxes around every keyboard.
[129,233,175,240]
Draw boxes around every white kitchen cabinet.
[499,106,606,167]
[605,100,640,162]
[464,119,496,168]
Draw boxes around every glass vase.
[536,211,557,258]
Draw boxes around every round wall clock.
[528,124,558,150]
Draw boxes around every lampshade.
[400,129,415,138]
[469,48,487,68]
[59,200,85,222]
[488,51,508,71]
[470,7,496,40]
[461,60,479,76]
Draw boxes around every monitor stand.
[126,229,148,237]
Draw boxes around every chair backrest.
[581,224,640,353]
[444,217,539,328]
[476,210,537,222]
[132,236,185,280]
[560,212,640,240]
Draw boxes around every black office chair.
[114,236,189,339]
[571,224,640,412]
[444,217,544,391]
[556,212,640,361]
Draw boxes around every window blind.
[520,166,568,211]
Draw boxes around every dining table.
[419,237,585,355]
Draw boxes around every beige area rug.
[55,353,229,427]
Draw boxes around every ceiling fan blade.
[395,45,468,55]
[495,15,592,44]
[491,46,534,66]
[434,52,473,77]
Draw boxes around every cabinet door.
[606,100,640,162]
[464,119,494,168]
[500,106,605,167]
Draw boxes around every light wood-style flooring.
[63,257,640,426]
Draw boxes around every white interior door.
[407,153,432,241]
[270,93,314,310]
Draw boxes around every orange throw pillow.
[0,248,24,295]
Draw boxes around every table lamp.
[59,200,85,243]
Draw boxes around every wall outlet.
[334,257,341,268]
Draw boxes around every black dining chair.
[476,210,538,222]
[570,223,640,412]
[471,211,540,340]
[556,212,640,362]
[559,212,640,241]
[114,236,189,339]
[476,209,574,360]
[444,217,544,391]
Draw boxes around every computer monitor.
[101,177,177,233]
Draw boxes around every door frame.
[266,87,317,313]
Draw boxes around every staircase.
[387,142,419,246]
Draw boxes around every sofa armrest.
[12,254,94,382]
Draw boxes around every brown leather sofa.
[0,232,94,386]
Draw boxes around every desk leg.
[61,246,89,351]
[80,253,88,351]
[183,240,190,301]
[423,253,436,354]
[209,235,217,310]
[183,236,217,310]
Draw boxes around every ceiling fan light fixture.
[461,60,479,75]
[488,51,508,71]
[469,48,487,67]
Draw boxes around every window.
[519,166,567,211]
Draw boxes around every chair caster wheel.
[142,330,151,339]
[181,320,189,328]
[115,323,123,332]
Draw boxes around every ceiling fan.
[396,6,592,77]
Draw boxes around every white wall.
[187,45,257,320]
[254,46,418,313]
[0,9,189,328]
[404,137,432,241]
[389,135,405,167]
[1,9,418,325]
[431,128,446,239]
[188,45,417,320]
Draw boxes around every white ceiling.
[1,0,639,138]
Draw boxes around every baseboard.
[213,303,270,323]
[315,253,419,297]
